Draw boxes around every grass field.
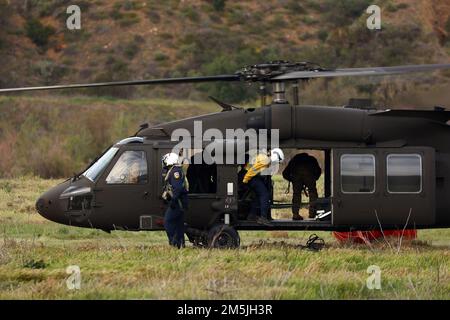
[0,177,449,299]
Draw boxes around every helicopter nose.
[35,196,57,221]
[35,180,71,224]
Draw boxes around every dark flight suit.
[243,153,271,220]
[163,165,188,248]
[283,153,321,219]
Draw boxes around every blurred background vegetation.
[0,0,450,178]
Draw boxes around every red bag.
[333,229,417,244]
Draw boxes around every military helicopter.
[2,61,450,249]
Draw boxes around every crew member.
[162,153,188,248]
[242,148,285,225]
[282,153,321,220]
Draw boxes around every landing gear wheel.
[207,224,240,249]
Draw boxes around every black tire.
[207,224,240,249]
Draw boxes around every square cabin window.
[106,151,148,184]
[341,154,375,193]
[387,154,422,193]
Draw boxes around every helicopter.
[2,60,450,249]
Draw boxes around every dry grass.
[0,177,449,299]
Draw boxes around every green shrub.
[299,32,314,41]
[119,14,140,27]
[446,17,450,34]
[147,10,161,23]
[25,18,55,47]
[182,6,200,22]
[91,57,135,98]
[124,41,140,59]
[286,0,306,14]
[154,51,168,61]
[123,0,141,10]
[270,15,287,29]
[0,0,12,27]
[301,16,318,26]
[23,259,47,269]
[322,0,372,27]
[212,0,226,12]
[110,8,123,20]
[317,29,329,42]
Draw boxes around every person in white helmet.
[242,148,285,225]
[161,152,188,248]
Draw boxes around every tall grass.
[0,96,216,178]
[0,177,448,299]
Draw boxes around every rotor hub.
[236,60,326,83]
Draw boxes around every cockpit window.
[106,151,148,184]
[83,147,119,182]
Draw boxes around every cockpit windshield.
[83,147,119,182]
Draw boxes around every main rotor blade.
[0,75,240,93]
[273,63,450,81]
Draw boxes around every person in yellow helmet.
[243,148,285,225]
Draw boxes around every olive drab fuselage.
[35,103,450,233]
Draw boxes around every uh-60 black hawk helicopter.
[2,61,450,249]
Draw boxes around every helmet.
[162,153,179,166]
[270,148,284,163]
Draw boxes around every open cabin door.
[157,148,238,229]
[332,147,435,228]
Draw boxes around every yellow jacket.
[243,153,270,183]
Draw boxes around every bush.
[123,35,143,59]
[286,0,306,15]
[154,51,168,61]
[322,0,372,27]
[147,10,161,23]
[317,29,329,42]
[25,18,55,47]
[445,18,450,45]
[182,6,200,22]
[270,15,287,29]
[91,56,135,98]
[119,13,140,27]
[212,0,226,12]
[0,0,12,27]
[123,0,140,11]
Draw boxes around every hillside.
[1,0,450,102]
[1,0,450,178]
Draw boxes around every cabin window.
[387,154,422,193]
[340,154,375,193]
[106,151,148,184]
